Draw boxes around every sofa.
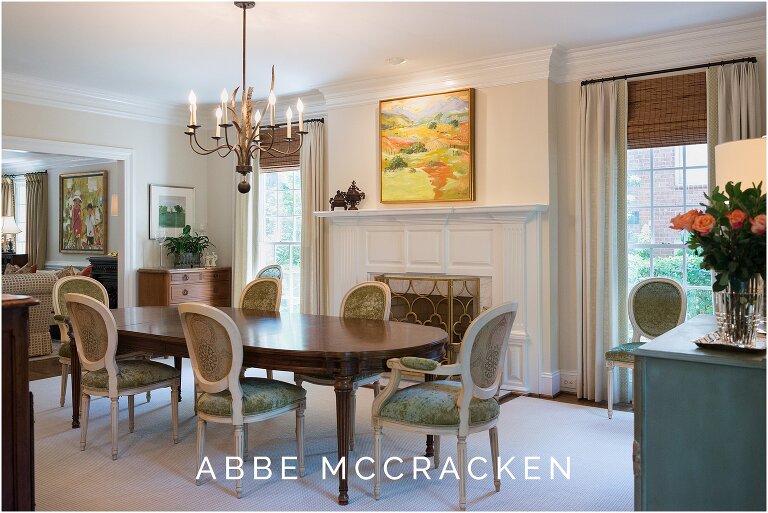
[2,271,58,356]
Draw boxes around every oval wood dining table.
[66,306,448,505]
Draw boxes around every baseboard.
[560,370,577,393]
[539,370,561,397]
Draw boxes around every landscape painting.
[59,171,108,254]
[380,88,474,203]
[149,185,195,239]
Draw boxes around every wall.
[2,100,210,305]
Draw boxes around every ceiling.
[2,2,765,104]
[1,151,114,174]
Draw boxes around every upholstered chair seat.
[605,278,686,419]
[379,380,500,427]
[81,360,181,391]
[196,377,305,417]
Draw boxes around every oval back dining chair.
[65,293,180,460]
[295,281,392,450]
[178,302,306,498]
[605,277,686,418]
[238,277,282,379]
[372,302,518,510]
[255,264,283,280]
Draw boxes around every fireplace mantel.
[316,202,554,396]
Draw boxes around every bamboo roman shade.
[259,127,301,170]
[627,72,707,149]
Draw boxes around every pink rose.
[692,214,716,235]
[670,209,702,231]
[725,209,748,230]
[750,214,766,235]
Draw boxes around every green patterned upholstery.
[632,281,684,338]
[341,285,388,320]
[196,377,306,417]
[380,380,499,426]
[401,356,439,371]
[82,360,180,391]
[240,279,280,311]
[56,277,107,320]
[605,342,644,363]
[59,343,142,360]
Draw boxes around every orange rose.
[670,209,701,231]
[750,214,766,235]
[692,214,716,235]
[725,209,748,230]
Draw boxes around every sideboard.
[634,315,766,511]
[137,267,232,307]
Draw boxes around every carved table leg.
[67,321,81,429]
[424,373,436,457]
[334,376,353,505]
[174,356,182,402]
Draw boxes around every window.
[13,176,27,254]
[258,168,301,313]
[626,144,713,318]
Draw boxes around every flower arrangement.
[670,182,766,292]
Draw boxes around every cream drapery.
[26,172,48,267]
[299,122,328,315]
[2,176,14,217]
[577,80,628,403]
[231,164,258,302]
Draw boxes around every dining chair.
[255,264,283,280]
[372,302,517,510]
[178,302,306,498]
[53,275,150,407]
[238,277,282,379]
[605,277,686,418]
[64,293,180,460]
[294,281,391,450]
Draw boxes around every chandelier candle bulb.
[286,107,293,138]
[188,105,193,127]
[268,90,276,125]
[215,107,222,138]
[297,98,304,131]
[188,91,197,125]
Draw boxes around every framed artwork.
[379,88,474,203]
[59,171,108,254]
[149,185,195,239]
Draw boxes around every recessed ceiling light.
[385,57,407,66]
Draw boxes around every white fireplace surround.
[315,204,551,395]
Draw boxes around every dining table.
[66,306,448,505]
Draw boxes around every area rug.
[31,361,633,511]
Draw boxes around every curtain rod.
[581,56,757,86]
[271,117,324,129]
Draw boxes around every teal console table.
[634,315,766,511]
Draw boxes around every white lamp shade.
[1,216,21,235]
[715,137,767,190]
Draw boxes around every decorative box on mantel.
[314,204,554,396]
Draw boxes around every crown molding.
[319,46,557,109]
[2,72,188,125]
[1,154,111,174]
[558,16,766,83]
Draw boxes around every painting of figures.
[59,171,108,253]
[380,88,474,202]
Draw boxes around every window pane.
[686,249,711,287]
[653,207,685,244]
[628,248,651,287]
[628,148,651,171]
[652,146,682,169]
[685,167,709,207]
[278,217,294,242]
[264,216,277,242]
[264,172,278,191]
[686,289,713,319]
[652,168,683,206]
[278,172,293,190]
[293,190,302,216]
[265,190,277,213]
[293,170,301,190]
[275,244,290,266]
[627,170,650,208]
[278,190,294,216]
[627,208,651,244]
[652,247,683,282]
[686,144,708,167]
[291,244,301,268]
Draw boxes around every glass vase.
[713,275,765,348]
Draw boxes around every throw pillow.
[55,266,80,279]
[29,264,37,273]
[14,263,35,274]
[80,265,93,277]
[4,263,19,275]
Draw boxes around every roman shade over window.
[259,127,301,170]
[627,72,707,149]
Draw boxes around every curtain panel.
[2,176,14,217]
[577,80,628,403]
[25,172,48,267]
[299,122,328,315]
[231,164,258,302]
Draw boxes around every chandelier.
[185,1,306,194]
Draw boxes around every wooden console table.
[137,267,231,307]
[2,294,38,511]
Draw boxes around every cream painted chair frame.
[606,277,686,419]
[372,302,517,510]
[295,281,391,450]
[237,277,282,381]
[65,293,180,460]
[53,275,149,407]
[179,302,306,499]
[255,264,283,280]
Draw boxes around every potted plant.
[670,181,766,346]
[162,225,214,269]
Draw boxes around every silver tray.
[693,331,767,353]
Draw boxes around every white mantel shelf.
[314,204,547,220]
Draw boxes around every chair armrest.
[387,357,461,377]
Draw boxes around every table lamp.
[1,216,21,253]
[715,137,767,191]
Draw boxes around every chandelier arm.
[261,137,303,156]
[191,130,220,154]
[188,135,232,156]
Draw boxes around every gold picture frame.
[59,170,108,254]
[379,88,474,203]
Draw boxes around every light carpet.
[32,360,633,511]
